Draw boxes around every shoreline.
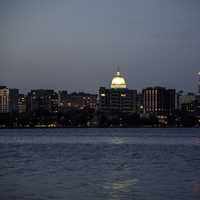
[0,126,199,129]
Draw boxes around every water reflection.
[0,136,200,145]
[111,137,126,145]
[193,182,200,194]
[101,142,139,200]
[0,129,200,200]
[112,178,138,190]
[109,179,138,200]
[193,137,200,145]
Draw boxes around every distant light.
[117,71,121,76]
[111,70,127,89]
[101,93,106,97]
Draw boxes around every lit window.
[121,94,126,97]
[101,94,106,97]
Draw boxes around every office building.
[59,90,68,103]
[143,87,176,114]
[99,71,137,113]
[59,92,97,111]
[28,89,59,113]
[18,94,27,113]
[0,86,9,113]
[9,88,19,113]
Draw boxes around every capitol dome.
[111,71,127,89]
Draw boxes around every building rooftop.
[111,71,127,89]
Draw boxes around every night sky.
[0,0,200,93]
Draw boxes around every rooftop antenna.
[117,66,121,76]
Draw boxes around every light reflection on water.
[111,179,138,190]
[0,136,199,145]
[106,179,138,200]
[0,128,200,200]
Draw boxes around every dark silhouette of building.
[28,90,59,113]
[143,87,176,114]
[59,92,97,111]
[9,88,19,113]
[0,86,9,113]
[136,92,144,113]
[98,71,137,113]
[18,94,27,113]
[59,90,68,102]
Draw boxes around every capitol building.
[110,71,127,89]
[99,70,137,113]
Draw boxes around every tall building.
[9,88,19,113]
[195,95,200,113]
[143,87,176,114]
[167,89,176,113]
[28,90,59,113]
[178,92,196,110]
[136,92,144,113]
[99,71,137,113]
[0,86,9,113]
[59,90,68,103]
[59,92,97,111]
[198,72,200,94]
[18,94,27,113]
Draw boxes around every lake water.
[0,128,200,200]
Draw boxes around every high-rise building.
[18,94,27,113]
[99,71,137,113]
[177,92,196,110]
[58,90,68,103]
[28,90,59,113]
[167,89,176,113]
[136,92,144,113]
[59,92,97,111]
[143,87,176,114]
[9,88,19,113]
[198,72,200,94]
[0,86,9,113]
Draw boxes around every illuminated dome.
[111,71,127,89]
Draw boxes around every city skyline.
[1,69,199,95]
[1,68,200,127]
[1,2,200,200]
[1,0,200,93]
